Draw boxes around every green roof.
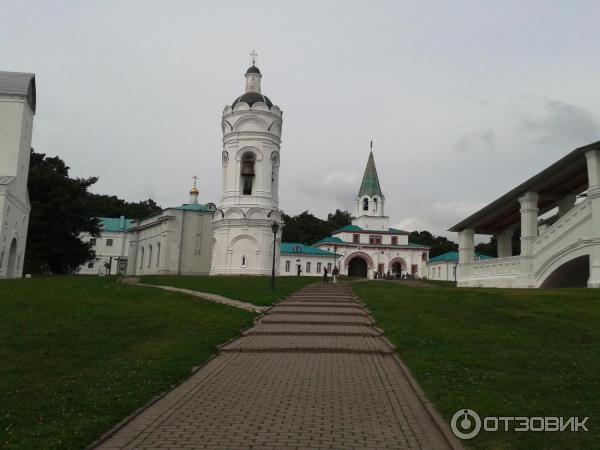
[174,202,215,212]
[332,225,362,234]
[358,151,383,198]
[427,251,494,263]
[312,236,344,246]
[98,217,135,232]
[281,243,338,256]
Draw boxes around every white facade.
[127,202,215,276]
[78,217,132,275]
[428,261,457,281]
[0,72,35,279]
[279,244,342,277]
[453,144,600,288]
[211,63,283,276]
[313,151,429,278]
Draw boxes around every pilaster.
[519,191,539,257]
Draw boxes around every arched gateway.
[345,252,374,278]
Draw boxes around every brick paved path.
[95,284,460,450]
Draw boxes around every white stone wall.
[427,261,457,281]
[0,92,34,278]
[280,254,340,277]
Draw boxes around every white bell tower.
[210,53,283,275]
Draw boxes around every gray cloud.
[519,100,600,146]
[454,129,496,153]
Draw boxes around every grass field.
[354,282,600,450]
[0,276,255,450]
[141,275,320,306]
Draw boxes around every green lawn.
[140,275,320,306]
[354,282,600,450]
[0,276,255,450]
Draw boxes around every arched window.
[139,247,145,269]
[373,198,378,212]
[363,198,369,211]
[156,242,161,266]
[148,245,153,268]
[241,152,256,195]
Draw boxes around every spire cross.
[249,49,257,65]
[192,175,198,189]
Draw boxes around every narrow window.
[373,198,378,212]
[327,262,332,272]
[353,234,359,243]
[148,245,153,268]
[140,247,145,269]
[306,262,311,273]
[362,198,369,211]
[422,252,427,261]
[156,243,161,266]
[241,152,256,195]
[316,262,322,273]
[106,238,114,247]
[285,260,291,272]
[391,236,398,245]
[241,255,247,267]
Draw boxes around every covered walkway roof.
[449,141,599,234]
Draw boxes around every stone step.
[269,306,367,316]
[279,301,361,308]
[261,314,372,325]
[220,335,394,355]
[243,324,382,336]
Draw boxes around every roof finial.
[249,49,257,66]
[190,175,199,194]
[370,140,373,152]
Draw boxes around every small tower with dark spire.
[353,145,390,230]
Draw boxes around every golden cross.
[249,49,257,65]
[192,175,198,188]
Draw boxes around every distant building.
[126,184,216,276]
[427,251,493,281]
[280,243,342,277]
[312,151,429,278]
[79,217,134,275]
[0,71,35,279]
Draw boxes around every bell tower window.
[373,198,378,212]
[362,198,369,211]
[241,152,256,195]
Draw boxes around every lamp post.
[271,221,279,290]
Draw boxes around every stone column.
[557,195,577,217]
[519,192,539,257]
[458,229,475,264]
[585,149,600,287]
[496,228,513,258]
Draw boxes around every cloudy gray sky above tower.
[2,1,599,237]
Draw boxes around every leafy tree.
[475,232,520,257]
[25,151,100,274]
[408,231,458,257]
[86,194,161,220]
[282,209,352,244]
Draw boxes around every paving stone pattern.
[96,283,459,450]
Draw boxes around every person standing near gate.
[332,265,339,283]
[323,266,329,283]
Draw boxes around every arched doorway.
[389,257,407,277]
[7,238,18,278]
[348,257,368,277]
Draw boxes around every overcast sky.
[2,1,599,238]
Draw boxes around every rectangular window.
[411,264,418,275]
[391,236,398,245]
[106,238,114,247]
[316,262,322,273]
[87,262,94,269]
[90,238,97,246]
[353,234,359,243]
[369,235,382,245]
[306,262,311,273]
[285,261,291,272]
[327,262,332,272]
[422,252,427,261]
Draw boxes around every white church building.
[313,151,430,278]
[0,71,35,279]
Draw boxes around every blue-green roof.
[358,151,383,198]
[427,251,494,263]
[281,243,339,257]
[312,236,344,246]
[98,217,135,232]
[174,203,214,212]
[332,225,362,234]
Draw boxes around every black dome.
[246,65,261,74]
[232,92,273,108]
